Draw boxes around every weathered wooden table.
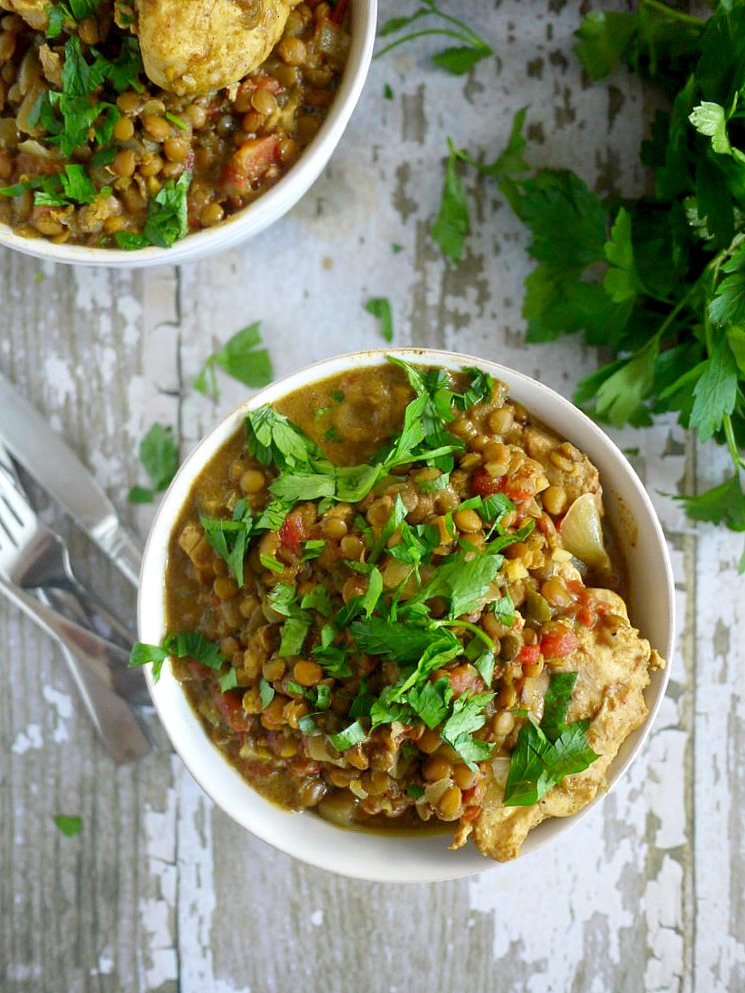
[2,2,740,991]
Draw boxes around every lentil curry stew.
[0,0,349,248]
[136,359,665,862]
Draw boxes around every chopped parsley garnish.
[201,499,254,587]
[47,0,102,37]
[503,672,599,806]
[246,359,464,508]
[194,321,274,401]
[116,171,192,250]
[163,360,568,786]
[127,423,179,503]
[327,720,366,752]
[129,631,226,683]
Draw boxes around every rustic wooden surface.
[1,2,741,991]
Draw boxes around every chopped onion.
[423,777,451,806]
[560,492,611,572]
[316,21,350,67]
[17,138,60,160]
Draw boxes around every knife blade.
[0,370,142,586]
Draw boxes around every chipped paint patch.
[41,684,73,743]
[11,723,43,754]
[139,755,179,991]
[42,355,76,405]
[177,773,251,993]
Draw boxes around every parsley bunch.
[435,0,745,569]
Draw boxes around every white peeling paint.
[96,953,114,976]
[11,723,43,755]
[177,771,251,993]
[42,684,73,743]
[644,856,684,993]
[6,962,43,981]
[117,291,144,349]
[42,355,76,404]
[139,755,179,991]
[310,909,324,927]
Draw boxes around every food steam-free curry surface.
[162,360,664,861]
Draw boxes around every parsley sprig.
[375,0,493,76]
[194,322,274,401]
[128,423,179,504]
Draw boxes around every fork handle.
[56,642,151,765]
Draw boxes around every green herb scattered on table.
[432,0,745,569]
[54,814,82,837]
[375,0,493,76]
[193,321,274,401]
[128,423,179,503]
[364,297,394,342]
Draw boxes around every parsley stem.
[421,0,490,49]
[640,0,706,27]
[437,619,496,653]
[722,415,745,473]
[375,28,486,61]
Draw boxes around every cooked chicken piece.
[136,0,298,96]
[471,588,665,862]
[0,0,48,30]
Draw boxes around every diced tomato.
[187,659,212,680]
[433,663,483,698]
[235,74,282,105]
[471,466,504,498]
[470,466,532,503]
[278,509,309,557]
[517,643,541,666]
[211,688,252,732]
[563,580,610,630]
[222,135,280,193]
[540,624,579,660]
[462,779,486,808]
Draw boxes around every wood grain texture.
[2,1,740,991]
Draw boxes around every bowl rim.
[0,0,377,268]
[139,347,675,882]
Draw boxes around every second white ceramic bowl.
[139,348,675,881]
[0,0,376,267]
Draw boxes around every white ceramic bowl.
[139,348,675,881]
[0,0,376,268]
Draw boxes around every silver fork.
[0,457,151,763]
[0,452,134,648]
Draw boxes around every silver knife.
[0,370,142,586]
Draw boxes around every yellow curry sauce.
[160,361,663,860]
